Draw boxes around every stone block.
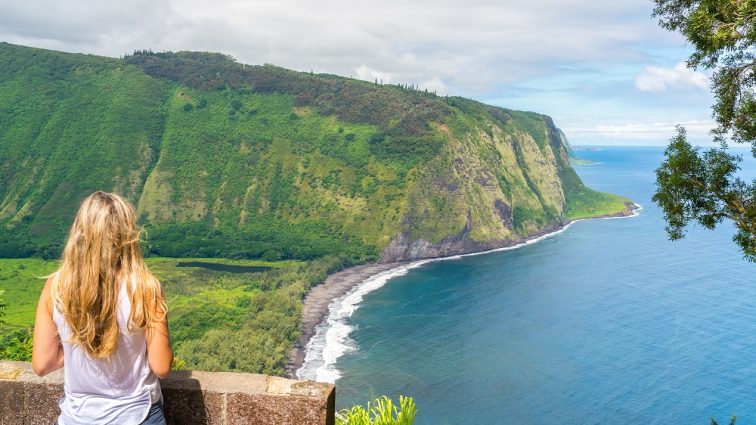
[24,381,64,425]
[0,380,25,425]
[0,363,22,380]
[226,392,333,425]
[162,386,225,425]
[0,361,335,424]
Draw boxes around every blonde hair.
[50,191,166,359]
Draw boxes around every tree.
[0,289,5,326]
[652,0,756,261]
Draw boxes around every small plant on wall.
[336,396,417,425]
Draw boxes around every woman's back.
[32,191,172,425]
[53,279,161,425]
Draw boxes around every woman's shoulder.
[40,272,58,314]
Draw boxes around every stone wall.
[0,361,335,425]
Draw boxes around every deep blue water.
[334,147,756,424]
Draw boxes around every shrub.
[172,356,187,370]
[183,103,194,112]
[0,328,33,361]
[336,396,417,425]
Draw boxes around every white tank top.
[53,281,162,425]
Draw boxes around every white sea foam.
[296,203,642,383]
[296,261,431,382]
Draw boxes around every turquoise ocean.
[300,146,756,424]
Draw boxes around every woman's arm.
[31,277,63,376]
[146,307,173,379]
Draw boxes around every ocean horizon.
[301,146,756,424]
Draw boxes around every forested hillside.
[0,42,631,262]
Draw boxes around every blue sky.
[0,0,716,145]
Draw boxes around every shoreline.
[286,202,640,379]
[283,261,410,377]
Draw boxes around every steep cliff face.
[0,43,630,261]
[379,101,618,262]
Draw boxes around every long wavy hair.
[50,191,166,359]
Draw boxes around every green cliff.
[0,42,633,262]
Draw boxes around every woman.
[31,191,173,425]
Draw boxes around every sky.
[0,0,718,145]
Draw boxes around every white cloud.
[563,120,715,144]
[355,65,392,84]
[0,0,674,96]
[355,66,447,95]
[634,62,709,93]
[419,77,448,96]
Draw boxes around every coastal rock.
[380,223,561,263]
[380,202,638,262]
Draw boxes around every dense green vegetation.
[0,42,630,264]
[158,255,353,374]
[0,45,168,258]
[0,255,353,375]
[0,328,32,361]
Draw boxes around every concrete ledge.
[0,361,335,425]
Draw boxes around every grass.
[0,258,58,332]
[564,187,632,221]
